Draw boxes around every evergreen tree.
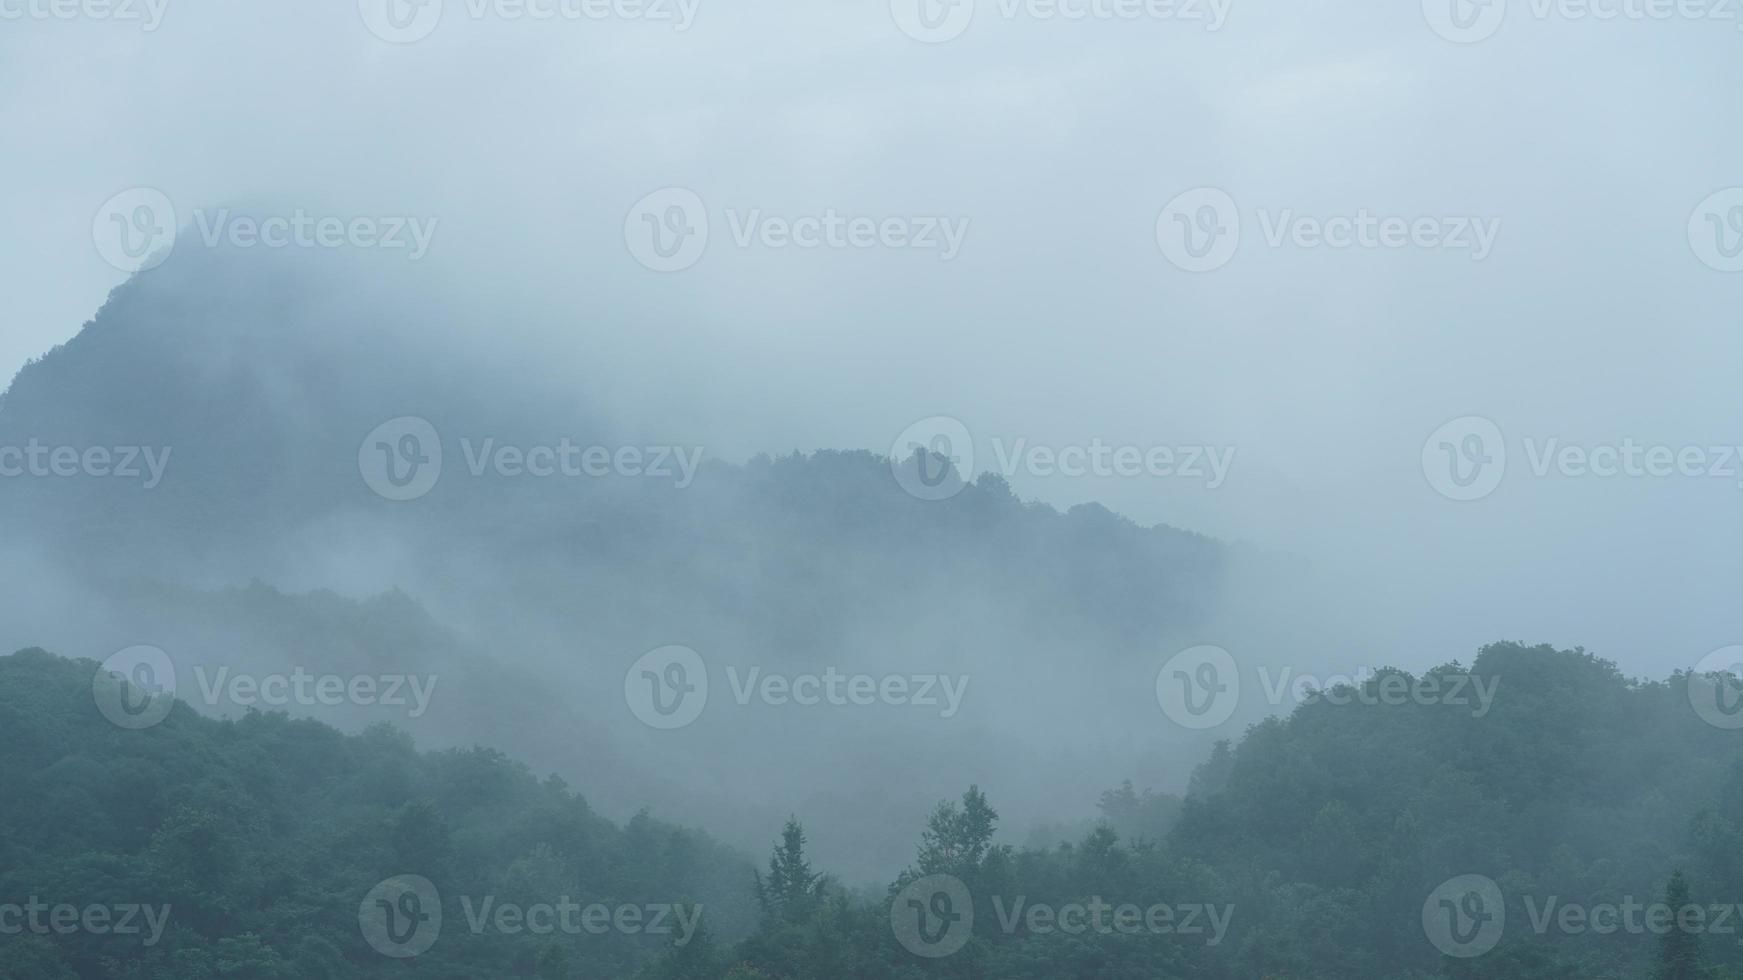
[1187,740,1234,798]
[754,817,825,924]
[1656,870,1701,980]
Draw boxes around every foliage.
[10,641,1743,979]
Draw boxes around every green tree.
[1656,870,1701,980]
[754,817,825,924]
[915,785,999,881]
[536,943,572,980]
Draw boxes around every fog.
[3,0,1741,882]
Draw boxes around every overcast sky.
[4,0,1742,675]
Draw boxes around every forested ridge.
[0,251,1238,884]
[6,642,1743,979]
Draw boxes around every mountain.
[0,242,1239,880]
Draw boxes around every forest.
[5,640,1739,979]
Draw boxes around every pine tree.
[754,817,825,924]
[1188,740,1234,798]
[1656,870,1701,980]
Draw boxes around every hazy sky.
[4,0,1742,675]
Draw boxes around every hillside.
[0,647,754,980]
[9,642,1743,979]
[0,246,1242,881]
